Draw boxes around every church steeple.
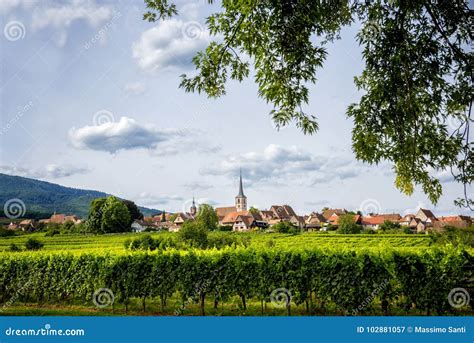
[237,168,245,197]
[190,195,197,216]
[235,169,247,211]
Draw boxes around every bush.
[218,225,233,231]
[129,234,156,251]
[0,227,15,237]
[379,220,401,232]
[125,235,177,251]
[24,238,44,251]
[337,215,363,234]
[8,243,21,252]
[45,229,60,237]
[177,221,208,248]
[207,232,250,249]
[272,221,296,233]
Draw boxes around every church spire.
[190,195,197,216]
[235,168,247,211]
[237,168,245,197]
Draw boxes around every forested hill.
[0,173,160,218]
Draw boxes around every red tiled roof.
[222,211,250,225]
[322,209,347,220]
[216,206,237,218]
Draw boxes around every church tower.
[190,196,197,216]
[235,169,247,212]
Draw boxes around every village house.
[304,212,327,230]
[399,214,415,226]
[168,198,198,232]
[435,215,472,229]
[322,208,348,222]
[131,220,159,233]
[410,208,437,232]
[233,215,255,231]
[7,222,18,230]
[18,219,36,231]
[45,213,82,225]
[361,213,402,230]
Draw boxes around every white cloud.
[0,0,37,13]
[31,1,112,30]
[183,181,213,191]
[29,0,113,46]
[124,81,146,95]
[201,144,367,186]
[132,19,210,72]
[134,192,183,207]
[0,164,90,179]
[68,116,182,153]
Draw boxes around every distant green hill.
[0,173,161,218]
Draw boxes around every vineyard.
[0,232,434,253]
[0,242,472,316]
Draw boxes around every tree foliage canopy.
[196,203,219,231]
[337,214,363,234]
[143,0,473,208]
[86,196,132,233]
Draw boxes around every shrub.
[45,229,60,237]
[125,235,177,251]
[272,221,296,233]
[379,220,401,232]
[337,215,363,234]
[0,227,15,237]
[24,238,44,251]
[207,232,250,249]
[177,221,208,248]
[8,243,21,252]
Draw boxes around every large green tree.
[86,196,132,233]
[196,203,219,231]
[86,197,107,233]
[101,196,132,233]
[122,199,144,226]
[143,0,473,208]
[337,214,363,234]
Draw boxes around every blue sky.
[0,0,470,216]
